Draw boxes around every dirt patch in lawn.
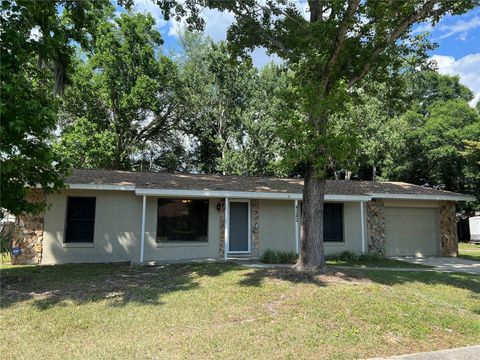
[239,266,371,288]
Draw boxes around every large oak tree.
[152,0,479,269]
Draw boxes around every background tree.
[57,12,184,171]
[178,32,289,176]
[0,0,113,215]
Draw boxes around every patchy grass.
[1,262,479,359]
[459,242,480,261]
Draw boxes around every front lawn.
[459,242,480,261]
[1,263,479,359]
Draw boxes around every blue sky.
[117,1,480,105]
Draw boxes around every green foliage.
[58,12,183,171]
[325,251,359,262]
[178,32,288,176]
[260,249,298,264]
[53,118,116,169]
[0,223,15,263]
[155,0,478,179]
[405,70,474,111]
[0,0,112,215]
[385,99,480,211]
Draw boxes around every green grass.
[1,262,479,359]
[459,242,480,261]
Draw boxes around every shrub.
[358,253,384,261]
[261,249,298,264]
[325,250,358,262]
[1,222,15,263]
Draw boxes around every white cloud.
[431,53,480,106]
[412,22,433,34]
[168,8,234,42]
[29,26,42,41]
[437,15,480,40]
[133,0,168,29]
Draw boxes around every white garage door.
[385,207,438,257]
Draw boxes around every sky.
[118,1,480,106]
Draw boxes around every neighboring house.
[12,169,474,265]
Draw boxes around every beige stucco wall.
[42,190,142,264]
[257,200,365,256]
[42,190,222,264]
[41,189,444,264]
[383,199,440,208]
[258,200,297,253]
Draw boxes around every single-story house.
[13,169,474,265]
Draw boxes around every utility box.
[469,216,480,243]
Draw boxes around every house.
[12,169,474,265]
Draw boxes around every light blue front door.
[229,202,249,252]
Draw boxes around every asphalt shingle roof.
[66,169,470,199]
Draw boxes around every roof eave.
[370,193,475,202]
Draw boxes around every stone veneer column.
[439,201,458,257]
[218,199,225,258]
[11,190,45,265]
[366,199,386,255]
[251,199,260,257]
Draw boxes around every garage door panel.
[385,207,438,257]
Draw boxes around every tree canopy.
[0,0,113,215]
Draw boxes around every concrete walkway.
[371,345,480,359]
[392,257,480,275]
[232,258,480,275]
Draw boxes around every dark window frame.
[156,199,209,243]
[323,203,344,242]
[64,196,96,243]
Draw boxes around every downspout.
[140,195,146,263]
[360,201,366,254]
[224,197,230,261]
[294,200,299,254]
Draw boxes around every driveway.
[393,256,480,275]
[371,345,480,359]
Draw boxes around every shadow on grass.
[2,262,479,311]
[236,265,480,296]
[238,266,365,287]
[0,262,238,310]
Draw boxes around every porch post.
[224,197,230,261]
[360,201,366,254]
[140,195,146,263]
[294,200,299,254]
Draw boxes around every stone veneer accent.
[251,200,260,257]
[439,200,458,257]
[11,190,45,265]
[218,199,260,258]
[218,199,226,258]
[366,199,385,255]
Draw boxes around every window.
[157,199,208,242]
[323,203,343,242]
[65,197,96,243]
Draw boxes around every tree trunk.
[295,162,327,270]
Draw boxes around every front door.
[229,201,250,253]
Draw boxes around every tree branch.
[320,0,360,92]
[348,0,445,87]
